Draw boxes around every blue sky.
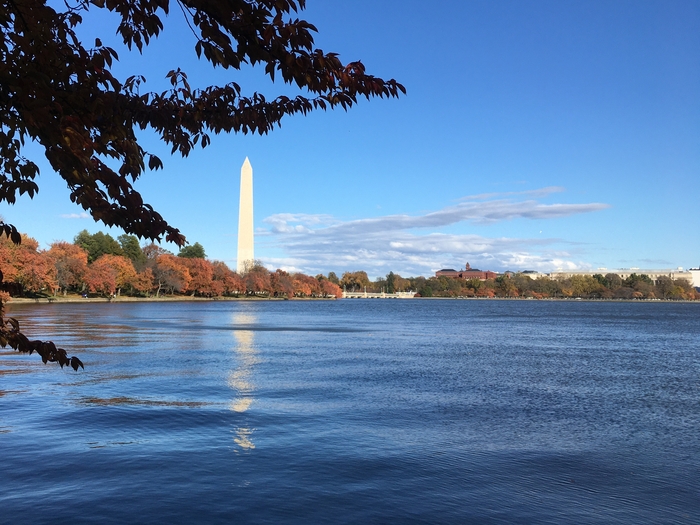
[4,0,699,278]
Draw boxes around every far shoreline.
[4,295,698,306]
[5,295,333,305]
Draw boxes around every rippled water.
[1,300,699,524]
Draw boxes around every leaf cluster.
[0,221,21,244]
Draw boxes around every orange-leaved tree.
[46,242,89,296]
[270,269,294,298]
[154,254,191,295]
[85,254,137,296]
[245,265,271,296]
[211,262,244,296]
[131,268,155,296]
[320,279,342,299]
[293,273,320,297]
[182,258,215,296]
[0,234,55,295]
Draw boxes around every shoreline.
[5,295,331,305]
[352,296,699,303]
[4,295,698,305]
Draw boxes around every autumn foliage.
[47,242,88,295]
[0,231,341,299]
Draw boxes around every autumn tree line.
[0,230,342,300]
[336,270,699,300]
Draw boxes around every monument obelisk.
[237,157,254,274]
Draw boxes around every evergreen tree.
[74,230,123,263]
[118,234,147,269]
[178,242,206,259]
[386,272,396,294]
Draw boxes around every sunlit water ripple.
[1,300,699,524]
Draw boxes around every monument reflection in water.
[228,312,258,451]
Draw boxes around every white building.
[549,268,693,284]
[689,268,700,288]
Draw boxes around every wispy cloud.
[263,213,337,233]
[458,186,566,201]
[60,212,90,219]
[259,188,609,277]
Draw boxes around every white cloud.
[259,188,608,277]
[60,212,90,219]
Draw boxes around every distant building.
[689,268,700,288]
[436,262,498,281]
[520,270,547,279]
[549,268,693,284]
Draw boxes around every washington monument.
[237,157,254,274]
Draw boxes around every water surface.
[1,300,699,524]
